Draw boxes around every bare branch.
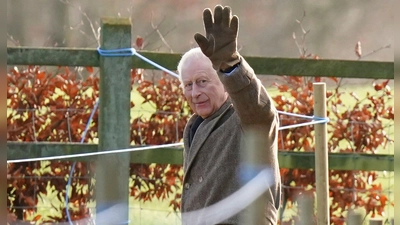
[293,10,312,57]
[358,44,391,60]
[59,0,100,46]
[7,34,20,46]
[150,12,175,53]
[292,32,303,56]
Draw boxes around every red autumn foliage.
[7,63,190,223]
[274,74,393,224]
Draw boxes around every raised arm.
[194,5,277,126]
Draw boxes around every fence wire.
[7,106,394,224]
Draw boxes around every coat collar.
[183,98,233,176]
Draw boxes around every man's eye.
[197,80,208,86]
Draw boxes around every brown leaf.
[36,71,46,80]
[86,66,94,73]
[136,36,144,49]
[32,214,42,221]
[24,196,36,206]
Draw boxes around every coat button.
[184,183,190,190]
[198,176,203,183]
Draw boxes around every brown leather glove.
[194,5,241,71]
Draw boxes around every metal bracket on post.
[96,18,132,224]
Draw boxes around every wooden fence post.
[347,211,363,225]
[96,18,131,224]
[369,218,384,225]
[296,193,314,225]
[240,130,269,225]
[314,83,329,225]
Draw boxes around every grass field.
[129,198,181,225]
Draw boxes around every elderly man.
[177,5,281,225]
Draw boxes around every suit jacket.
[181,57,281,225]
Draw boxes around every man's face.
[180,59,228,119]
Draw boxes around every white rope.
[182,168,274,224]
[16,167,273,225]
[7,143,183,163]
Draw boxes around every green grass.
[129,197,181,225]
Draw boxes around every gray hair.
[177,47,212,82]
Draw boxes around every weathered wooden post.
[314,82,329,225]
[369,218,384,225]
[296,193,314,225]
[96,18,131,224]
[346,210,363,225]
[240,130,269,225]
[240,126,280,224]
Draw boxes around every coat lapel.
[183,99,233,178]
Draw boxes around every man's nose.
[191,83,201,98]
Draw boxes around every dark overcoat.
[181,57,281,225]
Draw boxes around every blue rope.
[97,47,180,79]
[97,47,135,57]
[66,98,99,224]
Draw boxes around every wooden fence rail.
[7,47,393,79]
[7,142,394,171]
